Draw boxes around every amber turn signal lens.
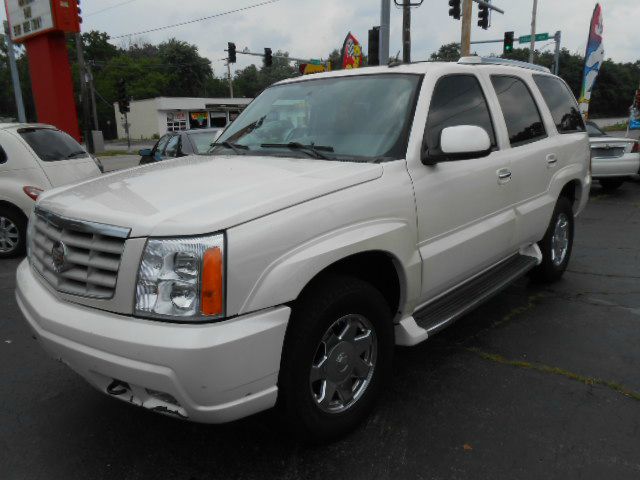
[201,247,223,316]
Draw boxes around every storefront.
[114,97,252,139]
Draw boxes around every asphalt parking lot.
[1,180,639,480]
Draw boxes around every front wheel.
[278,275,394,442]
[530,197,574,283]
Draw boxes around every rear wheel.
[530,197,574,283]
[0,207,27,259]
[278,275,394,442]
[599,178,624,192]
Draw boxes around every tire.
[599,178,624,192]
[530,197,574,283]
[0,206,27,259]
[278,274,394,442]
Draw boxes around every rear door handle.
[547,154,558,168]
[497,168,512,184]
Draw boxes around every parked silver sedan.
[587,121,640,191]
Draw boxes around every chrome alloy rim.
[0,216,19,253]
[551,213,570,267]
[309,314,377,414]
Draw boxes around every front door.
[407,74,516,303]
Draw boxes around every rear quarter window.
[18,128,89,162]
[533,75,585,134]
[0,144,6,164]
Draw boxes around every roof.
[0,122,56,131]
[274,58,555,86]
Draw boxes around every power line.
[85,0,141,18]
[111,0,282,39]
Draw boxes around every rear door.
[408,73,516,301]
[15,127,100,187]
[487,74,560,247]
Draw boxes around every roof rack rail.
[458,56,551,73]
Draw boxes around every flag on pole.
[578,4,604,120]
[341,32,363,69]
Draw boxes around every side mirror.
[138,148,152,157]
[422,125,492,165]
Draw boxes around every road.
[1,180,640,479]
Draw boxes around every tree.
[430,43,461,62]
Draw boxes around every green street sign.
[519,33,550,43]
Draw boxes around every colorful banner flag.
[578,4,604,119]
[341,32,363,69]
[630,89,640,130]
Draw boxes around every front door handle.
[547,154,558,168]
[497,168,512,184]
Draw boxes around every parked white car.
[0,123,101,257]
[586,121,640,191]
[16,58,590,440]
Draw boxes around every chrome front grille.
[29,207,130,299]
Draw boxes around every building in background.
[113,97,252,139]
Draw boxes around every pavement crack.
[466,347,640,402]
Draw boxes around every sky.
[2,0,638,76]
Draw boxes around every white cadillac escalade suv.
[16,58,590,441]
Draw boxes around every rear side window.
[533,75,585,134]
[491,76,546,147]
[19,128,88,162]
[425,74,496,157]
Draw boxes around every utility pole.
[553,30,561,75]
[529,0,538,64]
[226,60,234,98]
[402,1,411,63]
[460,0,473,57]
[379,0,390,65]
[75,33,94,154]
[87,63,99,130]
[2,21,26,123]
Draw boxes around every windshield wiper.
[209,141,249,155]
[65,150,88,159]
[260,142,334,159]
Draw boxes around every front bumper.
[592,152,640,178]
[16,260,290,423]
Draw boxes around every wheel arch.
[558,179,583,214]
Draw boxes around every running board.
[395,248,540,346]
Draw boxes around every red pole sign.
[4,0,82,140]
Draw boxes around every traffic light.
[228,42,236,63]
[503,31,514,55]
[478,4,490,30]
[77,0,82,24]
[117,78,129,114]
[449,0,461,20]
[368,27,380,66]
[264,48,273,67]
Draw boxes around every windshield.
[586,122,606,137]
[188,130,221,154]
[212,73,422,161]
[19,128,89,162]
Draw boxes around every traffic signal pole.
[227,60,234,98]
[553,30,561,75]
[75,33,94,154]
[2,21,26,123]
[460,0,473,56]
[379,0,390,65]
[529,0,538,63]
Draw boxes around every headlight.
[135,234,225,322]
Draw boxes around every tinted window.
[425,75,496,157]
[153,135,170,155]
[533,75,585,134]
[19,128,88,161]
[164,135,181,157]
[0,144,6,164]
[491,76,546,147]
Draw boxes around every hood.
[37,155,383,237]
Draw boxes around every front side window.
[424,74,496,158]
[213,74,422,162]
[164,135,181,157]
[491,76,546,147]
[18,128,88,162]
[154,135,171,155]
[533,75,585,134]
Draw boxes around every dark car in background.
[139,128,222,165]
